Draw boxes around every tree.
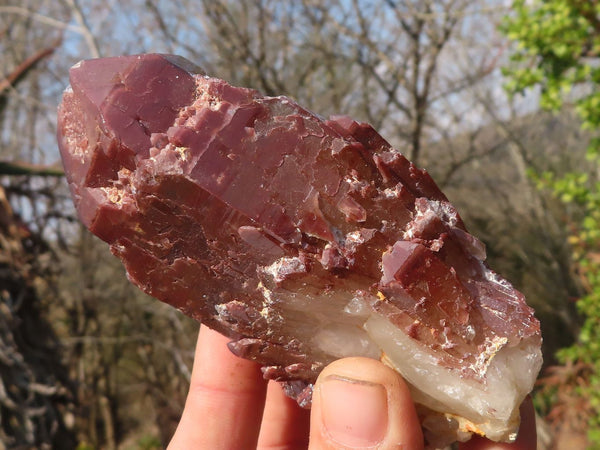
[0,2,198,447]
[503,0,600,445]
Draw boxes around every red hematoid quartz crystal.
[57,54,542,448]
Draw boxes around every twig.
[0,41,61,94]
[0,161,64,177]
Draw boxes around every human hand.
[168,326,536,449]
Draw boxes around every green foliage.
[135,435,162,450]
[502,0,600,156]
[503,0,600,444]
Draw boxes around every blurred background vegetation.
[0,0,597,448]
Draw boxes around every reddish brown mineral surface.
[57,54,542,448]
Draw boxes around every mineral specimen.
[57,54,542,448]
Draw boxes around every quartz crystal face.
[57,54,543,448]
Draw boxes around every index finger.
[168,325,268,449]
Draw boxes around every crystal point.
[57,54,542,448]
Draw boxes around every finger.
[257,381,311,449]
[168,325,268,449]
[309,357,424,450]
[459,396,536,450]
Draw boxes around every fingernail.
[320,375,388,448]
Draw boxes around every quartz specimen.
[57,54,542,448]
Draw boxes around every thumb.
[309,357,424,450]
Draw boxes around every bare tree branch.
[0,6,77,33]
[0,41,61,95]
[0,161,64,177]
[62,0,101,58]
